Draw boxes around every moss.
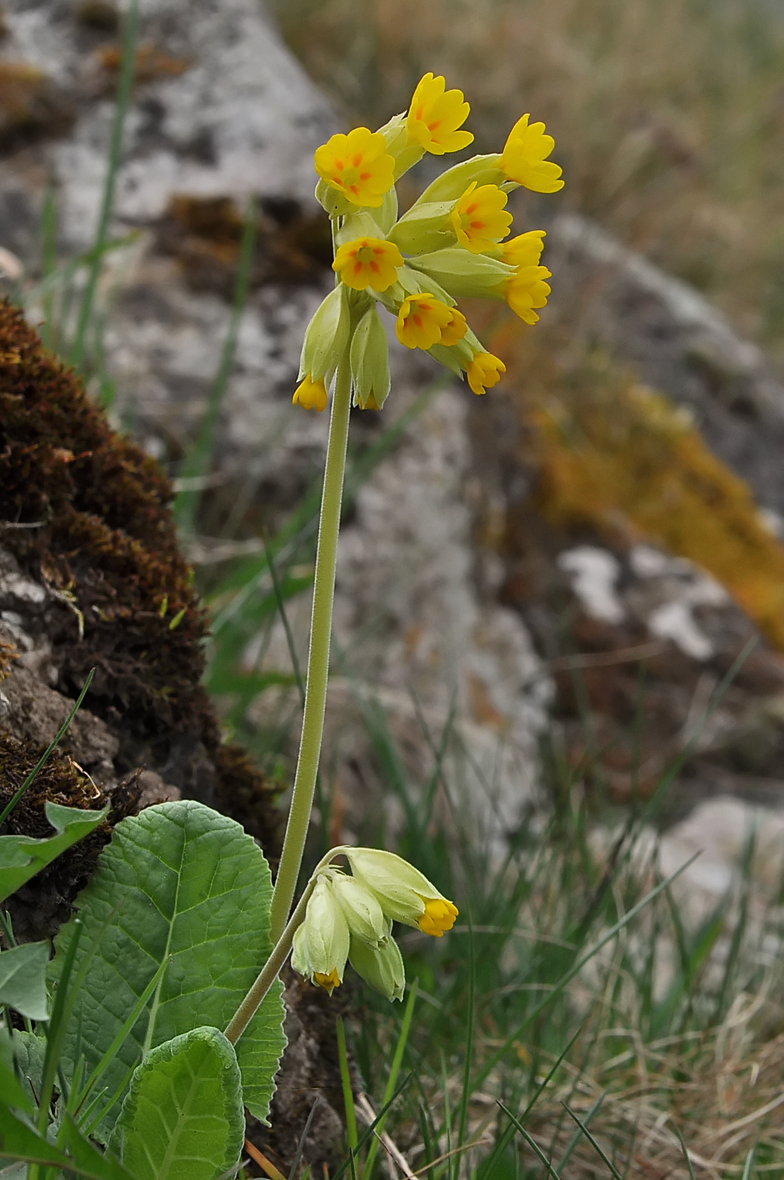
[0,299,280,862]
[490,316,784,650]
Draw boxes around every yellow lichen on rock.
[495,324,784,650]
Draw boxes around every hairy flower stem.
[268,357,353,944]
[225,847,350,1044]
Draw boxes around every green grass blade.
[174,196,258,536]
[363,980,418,1179]
[561,1101,622,1180]
[70,0,140,369]
[336,1017,358,1155]
[0,668,95,828]
[498,1102,561,1180]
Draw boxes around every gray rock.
[546,212,784,514]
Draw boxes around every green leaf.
[0,1106,132,1180]
[0,802,108,903]
[51,800,285,1133]
[110,1026,244,1180]
[0,942,50,1020]
[9,1030,46,1105]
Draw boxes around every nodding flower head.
[406,72,474,157]
[315,127,395,208]
[344,848,459,937]
[501,115,564,193]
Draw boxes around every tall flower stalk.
[256,70,563,1008]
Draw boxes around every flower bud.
[409,248,515,300]
[298,285,350,385]
[329,870,390,945]
[349,933,405,1001]
[290,875,350,994]
[345,848,458,936]
[350,306,391,410]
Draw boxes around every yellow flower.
[467,351,506,395]
[333,236,403,291]
[502,229,547,268]
[451,182,512,254]
[314,127,395,207]
[440,306,468,347]
[506,265,552,325]
[418,898,459,937]
[407,72,474,156]
[396,292,454,350]
[293,375,328,412]
[501,115,564,193]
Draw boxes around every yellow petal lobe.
[293,375,329,411]
[467,352,506,396]
[418,898,459,937]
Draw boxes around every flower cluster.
[291,849,458,1000]
[294,72,563,412]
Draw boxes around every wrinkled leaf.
[8,1030,46,1106]
[0,802,108,903]
[110,1026,244,1180]
[52,800,285,1134]
[0,942,50,1020]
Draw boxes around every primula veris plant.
[272,71,562,1001]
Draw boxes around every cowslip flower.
[333,236,403,291]
[451,182,513,254]
[467,351,506,396]
[291,876,349,993]
[501,114,564,193]
[406,72,474,156]
[345,848,459,936]
[396,292,454,350]
[502,229,547,268]
[506,265,552,325]
[315,126,395,207]
[292,375,328,412]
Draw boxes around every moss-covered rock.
[0,299,281,937]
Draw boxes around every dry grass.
[271,0,784,366]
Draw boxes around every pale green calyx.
[298,284,351,383]
[350,306,391,410]
[290,875,349,994]
[349,933,405,1001]
[386,199,458,256]
[409,248,516,300]
[415,153,506,204]
[328,870,390,945]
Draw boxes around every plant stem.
[268,358,353,943]
[225,846,351,1044]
